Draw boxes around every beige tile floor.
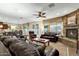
[45,42,77,56]
[26,39,78,56]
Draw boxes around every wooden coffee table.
[32,38,50,46]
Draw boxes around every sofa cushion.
[9,40,40,56]
[2,38,18,47]
[0,36,10,42]
[0,41,11,56]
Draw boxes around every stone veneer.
[60,9,79,54]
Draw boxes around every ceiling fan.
[33,11,46,18]
[33,3,55,18]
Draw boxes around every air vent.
[48,3,55,8]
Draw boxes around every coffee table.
[32,38,50,46]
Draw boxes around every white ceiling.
[0,3,79,24]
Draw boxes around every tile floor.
[45,42,78,56]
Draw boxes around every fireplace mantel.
[64,24,79,27]
[64,24,79,29]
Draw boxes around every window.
[23,24,29,34]
[44,25,49,32]
[32,24,39,35]
[50,23,63,34]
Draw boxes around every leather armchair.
[29,31,37,40]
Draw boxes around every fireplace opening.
[66,28,78,39]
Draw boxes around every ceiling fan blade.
[42,13,46,15]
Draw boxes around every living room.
[0,3,79,56]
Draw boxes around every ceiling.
[0,3,79,24]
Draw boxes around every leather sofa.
[0,36,40,56]
[0,36,59,56]
[40,32,58,42]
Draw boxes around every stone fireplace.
[65,25,78,40]
[66,28,78,39]
[61,9,79,54]
[64,24,79,54]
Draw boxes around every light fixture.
[0,22,8,29]
[0,24,3,29]
[0,22,3,29]
[11,25,16,30]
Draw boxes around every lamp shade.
[0,24,3,29]
[0,22,3,29]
